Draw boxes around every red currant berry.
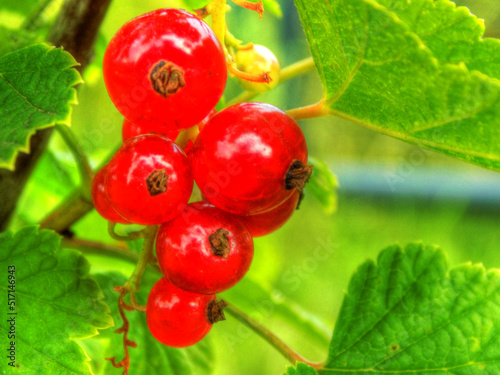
[91,165,130,224]
[105,134,193,225]
[190,102,311,215]
[238,191,299,237]
[156,202,254,294]
[103,8,227,130]
[146,277,227,347]
[197,108,218,132]
[122,118,180,143]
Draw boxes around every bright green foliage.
[0,26,42,56]
[306,157,338,215]
[80,272,214,375]
[222,277,331,346]
[321,243,500,374]
[0,227,113,374]
[0,44,81,170]
[1,0,41,14]
[284,363,319,375]
[294,0,500,171]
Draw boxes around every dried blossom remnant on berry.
[150,60,186,97]
[207,300,228,324]
[146,169,169,196]
[285,160,312,192]
[209,228,231,258]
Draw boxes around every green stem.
[226,57,316,106]
[286,101,330,121]
[108,222,147,242]
[124,226,158,312]
[21,0,55,31]
[55,124,93,200]
[39,143,121,232]
[225,303,325,369]
[62,237,161,272]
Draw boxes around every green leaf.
[183,0,210,10]
[222,277,331,346]
[294,0,500,171]
[0,43,81,170]
[284,363,319,375]
[321,243,500,374]
[0,226,113,374]
[306,157,338,214]
[375,0,500,79]
[80,271,215,375]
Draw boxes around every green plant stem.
[225,303,325,370]
[55,124,93,200]
[39,143,121,233]
[61,237,161,272]
[22,0,55,31]
[226,57,316,106]
[123,226,158,312]
[108,222,148,242]
[286,101,330,121]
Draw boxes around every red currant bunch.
[94,7,313,352]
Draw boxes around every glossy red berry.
[156,202,254,294]
[190,102,311,215]
[146,277,227,347]
[122,118,180,143]
[103,8,227,130]
[238,191,300,237]
[105,134,193,225]
[91,165,130,224]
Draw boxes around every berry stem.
[55,124,94,201]
[225,302,325,370]
[39,143,121,233]
[126,225,158,294]
[286,101,330,121]
[231,0,264,18]
[108,222,148,242]
[226,57,316,107]
[61,237,162,273]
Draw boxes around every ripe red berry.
[238,191,300,237]
[105,134,193,225]
[91,165,130,224]
[122,118,180,143]
[146,277,227,347]
[103,8,227,130]
[190,102,311,215]
[156,202,254,294]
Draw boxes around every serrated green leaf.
[306,157,338,214]
[0,43,81,170]
[284,363,319,375]
[79,271,214,375]
[320,243,500,374]
[222,277,331,346]
[0,226,113,374]
[376,0,500,79]
[294,0,500,171]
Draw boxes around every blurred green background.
[3,0,500,374]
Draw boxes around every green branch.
[225,302,325,369]
[55,124,93,200]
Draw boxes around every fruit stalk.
[225,302,325,369]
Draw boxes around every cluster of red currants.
[92,8,312,348]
